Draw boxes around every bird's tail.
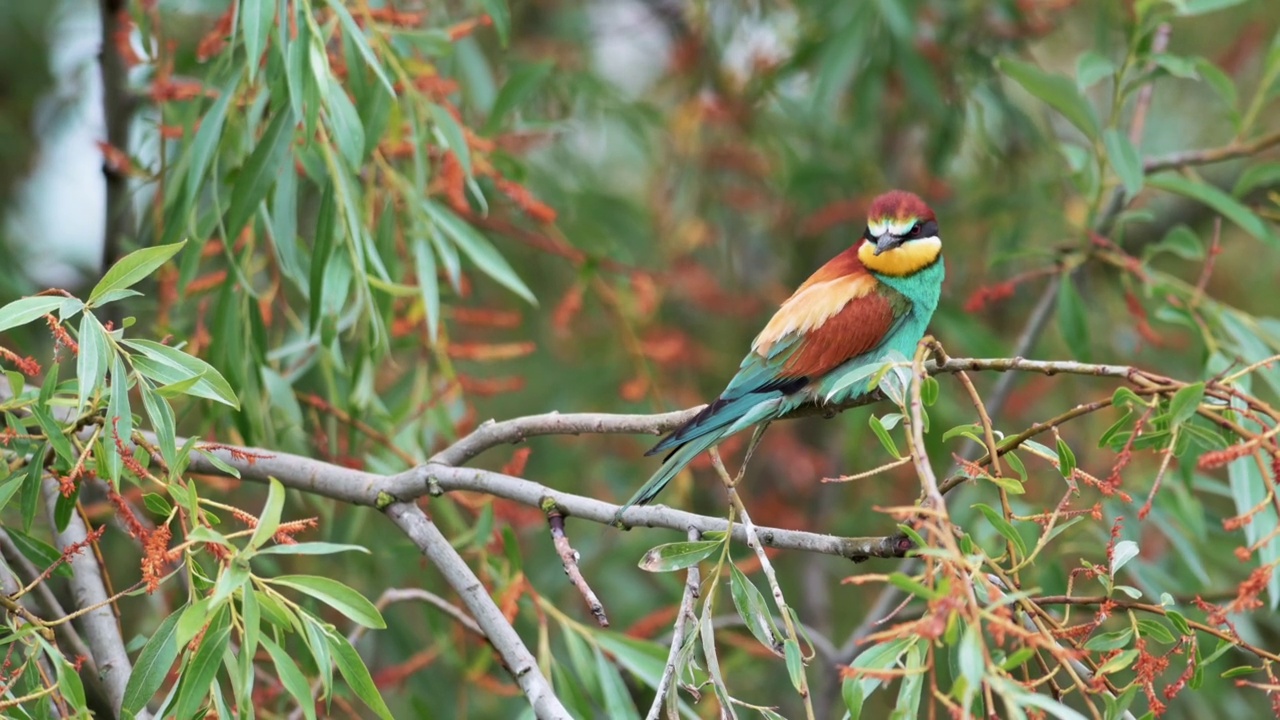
[615,432,721,520]
[614,394,786,523]
[647,392,779,458]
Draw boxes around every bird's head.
[857,190,942,277]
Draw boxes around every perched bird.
[617,190,945,516]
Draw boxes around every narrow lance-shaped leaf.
[1148,173,1278,245]
[248,477,285,550]
[638,540,721,572]
[224,107,296,243]
[1056,276,1090,362]
[326,628,394,720]
[997,58,1100,139]
[270,575,386,629]
[729,563,782,654]
[120,607,184,715]
[430,102,472,177]
[239,0,273,82]
[76,313,110,412]
[0,297,66,334]
[261,635,318,720]
[422,199,536,303]
[171,608,233,720]
[594,646,642,720]
[122,338,239,408]
[139,379,177,470]
[321,0,395,96]
[1103,129,1144,198]
[90,241,187,306]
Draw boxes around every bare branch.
[42,479,149,720]
[430,408,699,466]
[544,501,608,626]
[648,528,700,720]
[1144,128,1280,174]
[383,501,571,719]
[428,465,912,562]
[0,529,96,673]
[1128,23,1170,146]
[290,586,488,720]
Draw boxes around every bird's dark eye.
[862,226,874,241]
[908,223,922,237]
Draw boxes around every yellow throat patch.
[858,237,942,277]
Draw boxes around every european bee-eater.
[618,190,945,515]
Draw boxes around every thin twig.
[0,530,96,674]
[1032,595,1280,665]
[1128,23,1170,147]
[987,576,1134,720]
[544,501,608,627]
[647,528,700,720]
[709,445,817,720]
[1144,128,1280,174]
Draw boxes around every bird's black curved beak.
[873,234,903,256]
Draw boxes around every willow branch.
[0,529,97,677]
[41,479,147,720]
[1033,595,1280,665]
[383,502,571,719]
[1144,128,1280,174]
[648,528,700,720]
[544,501,608,626]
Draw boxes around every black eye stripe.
[911,220,938,238]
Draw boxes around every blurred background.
[3,0,1280,717]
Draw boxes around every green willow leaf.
[729,563,782,654]
[76,313,110,412]
[224,108,296,243]
[0,476,21,514]
[1103,129,1144,198]
[122,339,239,408]
[90,241,187,306]
[411,235,441,342]
[484,61,553,133]
[594,645,641,720]
[172,608,232,720]
[972,503,1028,557]
[322,0,395,96]
[261,635,317,720]
[326,628,394,720]
[0,296,65,333]
[430,102,472,177]
[248,477,285,551]
[239,0,273,81]
[478,0,511,46]
[139,379,177,469]
[324,76,366,167]
[997,58,1100,138]
[1168,382,1205,427]
[271,575,386,629]
[1148,173,1278,245]
[254,541,371,556]
[638,540,721,572]
[422,200,535,303]
[7,527,72,579]
[121,608,184,716]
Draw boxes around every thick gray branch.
[0,529,98,684]
[42,479,147,720]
